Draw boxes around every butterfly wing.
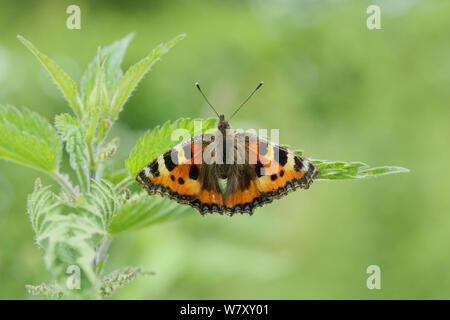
[136,136,202,202]
[191,163,224,214]
[223,164,263,214]
[222,132,319,214]
[136,134,225,215]
[247,134,319,197]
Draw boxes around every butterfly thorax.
[216,114,232,176]
[217,114,230,136]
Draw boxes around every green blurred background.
[0,0,449,299]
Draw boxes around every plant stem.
[94,236,112,275]
[114,176,133,193]
[87,142,97,180]
[75,163,90,194]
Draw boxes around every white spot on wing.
[158,157,169,175]
[303,159,309,172]
[178,147,186,164]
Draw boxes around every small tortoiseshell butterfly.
[136,82,319,215]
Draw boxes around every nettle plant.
[0,33,408,299]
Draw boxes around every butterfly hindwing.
[224,172,265,214]
[190,163,225,213]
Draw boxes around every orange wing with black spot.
[218,133,319,214]
[136,140,201,201]
[216,133,319,215]
[249,136,319,198]
[136,134,225,214]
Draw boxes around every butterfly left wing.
[136,135,205,204]
[136,134,226,214]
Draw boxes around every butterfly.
[136,82,319,215]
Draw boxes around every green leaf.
[55,113,89,191]
[17,35,84,118]
[85,48,106,145]
[27,179,63,247]
[42,214,102,288]
[27,180,105,289]
[0,104,62,174]
[125,117,217,178]
[313,159,410,180]
[358,166,410,177]
[81,33,135,104]
[97,162,128,186]
[81,179,117,231]
[109,192,189,235]
[99,265,155,297]
[102,33,135,96]
[83,48,112,145]
[109,34,186,122]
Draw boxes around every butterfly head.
[218,114,230,134]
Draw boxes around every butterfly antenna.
[228,81,264,121]
[195,82,220,117]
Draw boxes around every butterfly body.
[136,115,319,215]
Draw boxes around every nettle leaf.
[85,49,106,145]
[100,166,128,186]
[17,35,84,118]
[0,105,62,174]
[109,34,186,122]
[81,179,117,231]
[55,113,89,191]
[99,266,155,297]
[43,214,103,288]
[109,192,189,235]
[27,179,63,248]
[102,33,135,94]
[82,48,113,145]
[81,33,135,104]
[41,211,106,290]
[27,181,106,288]
[126,117,217,178]
[308,157,410,180]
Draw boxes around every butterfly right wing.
[223,132,319,214]
[247,135,319,197]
